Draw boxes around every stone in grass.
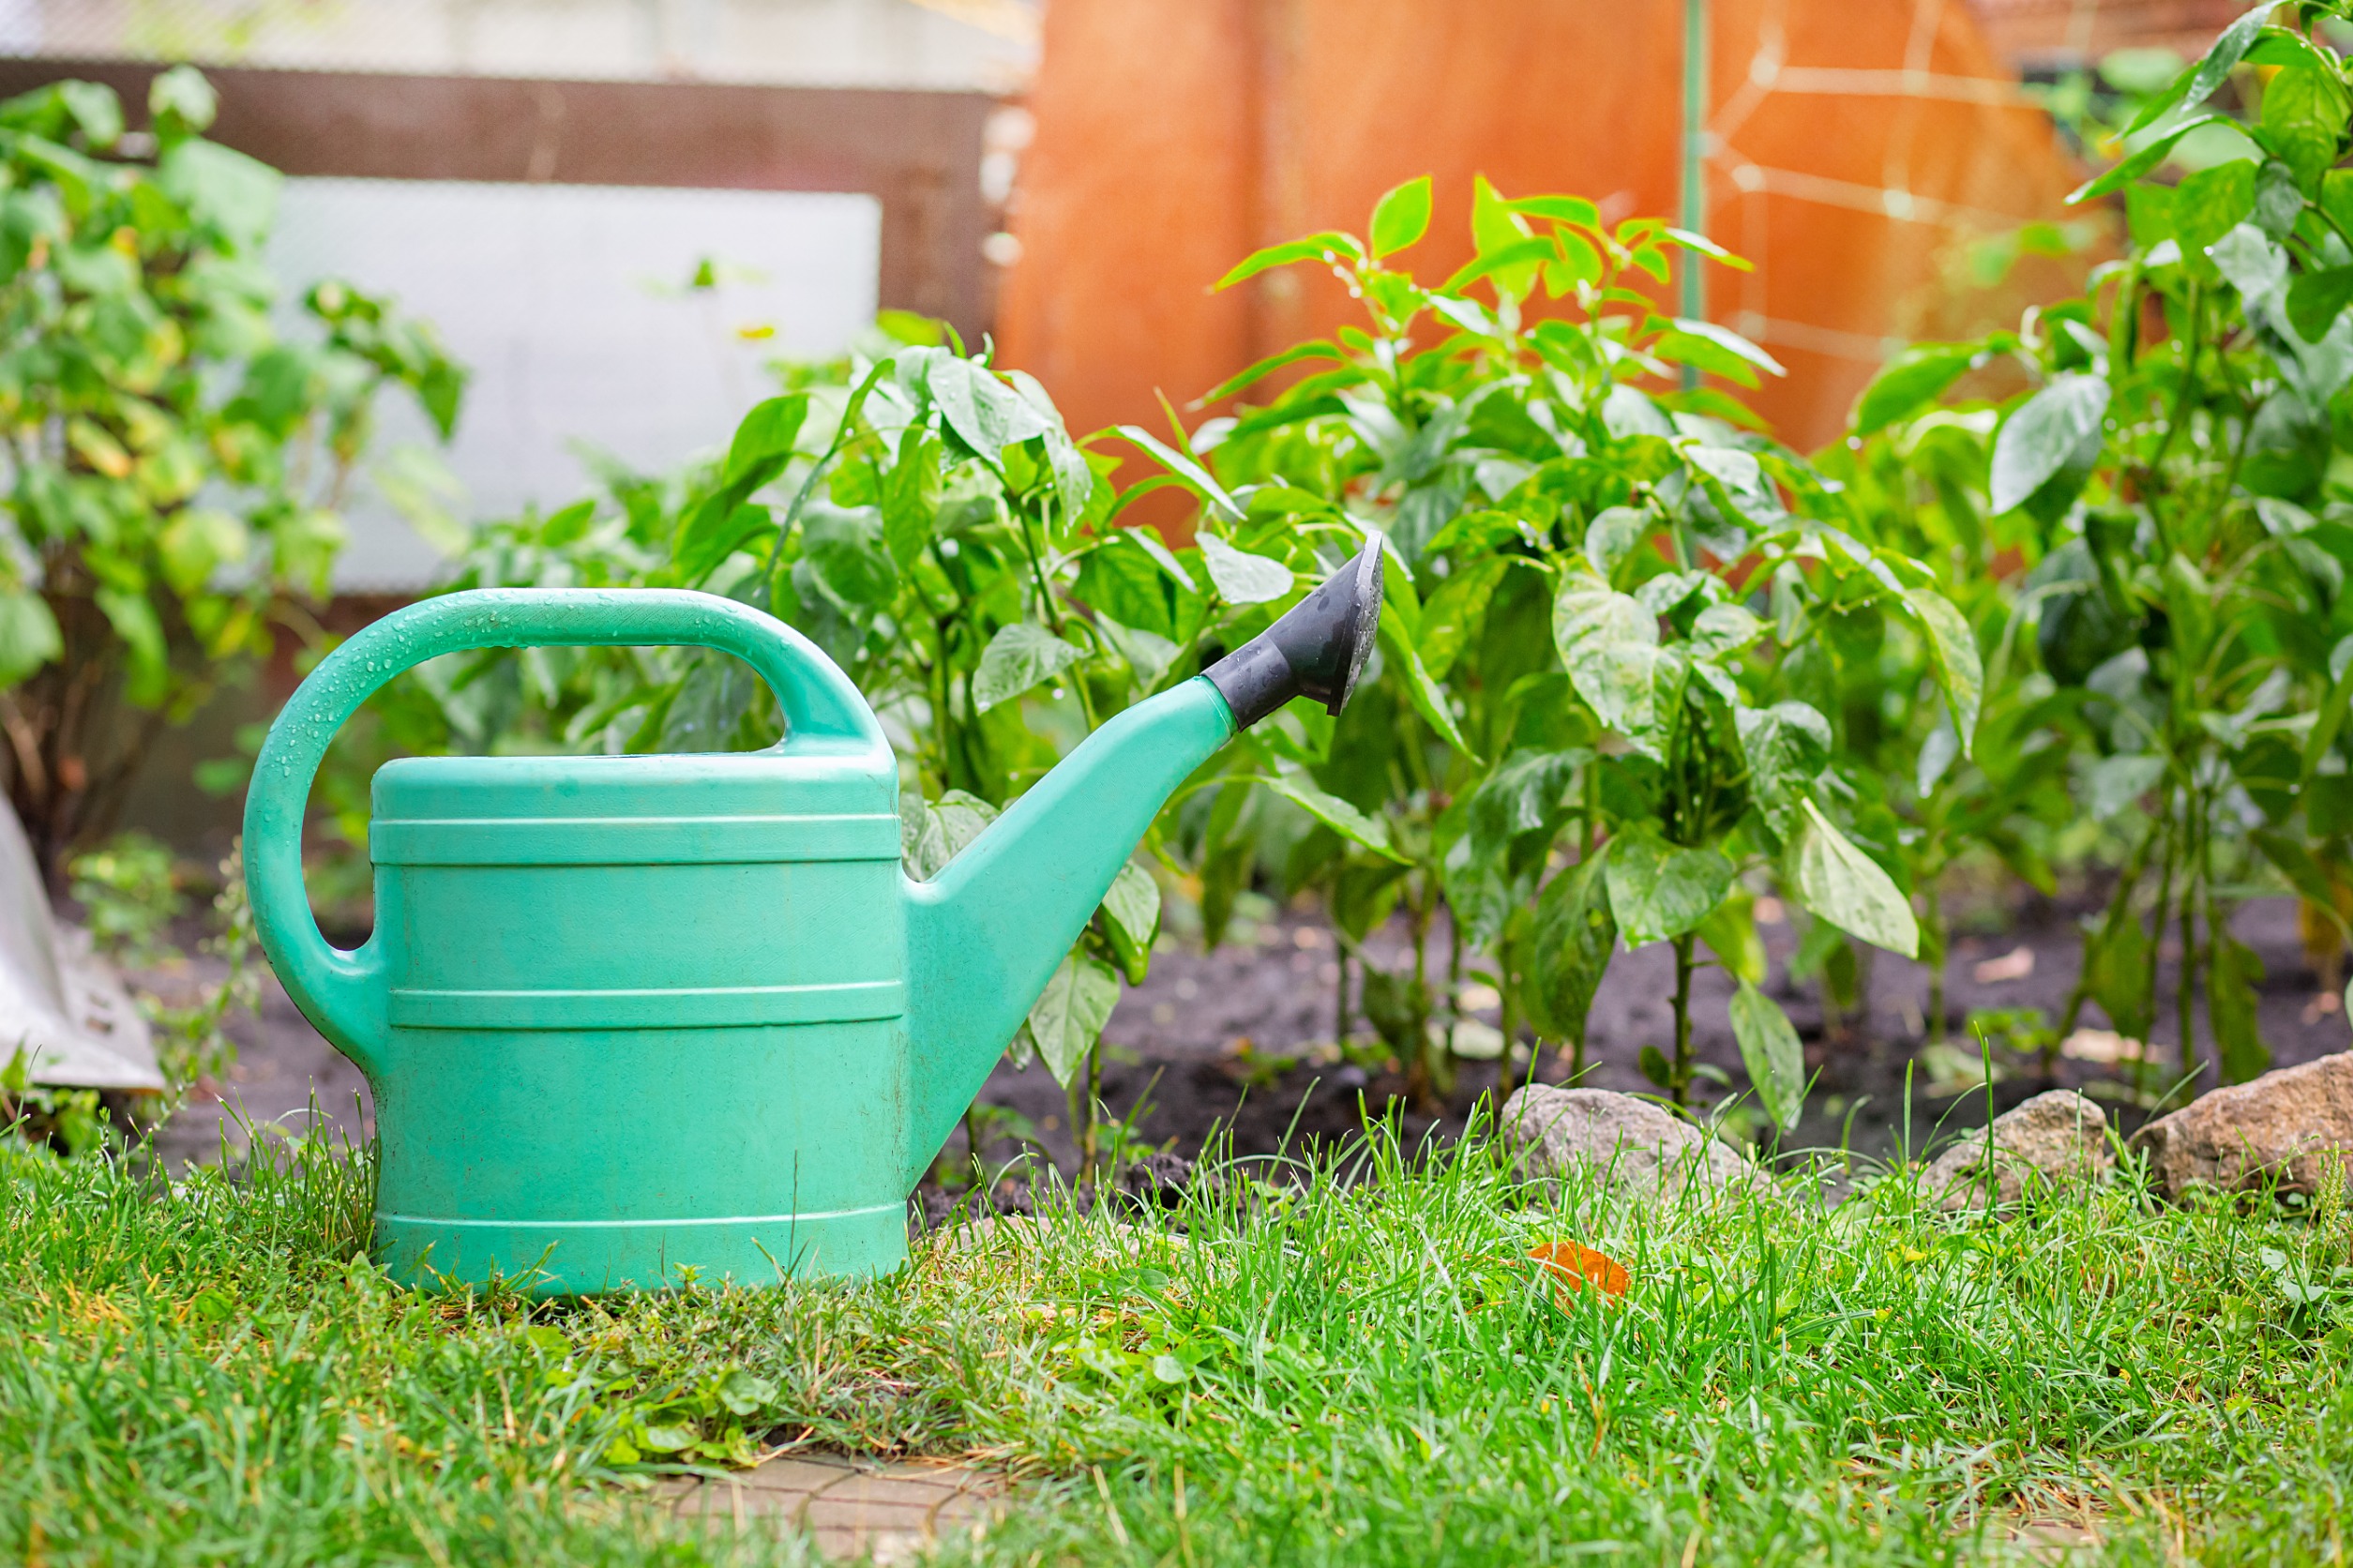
[1921,1090,2111,1213]
[1501,1085,1763,1202]
[2130,1050,2353,1201]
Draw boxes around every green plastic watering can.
[245,540,1381,1294]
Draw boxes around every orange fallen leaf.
[1529,1241,1629,1303]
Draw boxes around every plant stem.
[2141,805,2180,1101]
[1670,931,1697,1108]
[1082,1042,1103,1175]
[1924,882,1947,1048]
[1584,761,1601,857]
[1335,944,1351,1055]
[2179,788,2206,1087]
[1497,923,1522,1101]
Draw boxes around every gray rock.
[1501,1085,1762,1201]
[1922,1090,2111,1212]
[2130,1050,2353,1199]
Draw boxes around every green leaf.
[1523,849,1616,1051]
[2083,910,2153,1043]
[1114,426,1244,522]
[157,507,248,596]
[637,1424,696,1454]
[1790,799,1918,958]
[1198,534,1294,604]
[928,353,1051,460]
[902,789,1000,881]
[1097,862,1162,985]
[2210,933,2271,1084]
[148,65,218,136]
[2260,65,2346,192]
[1696,893,1766,985]
[673,499,772,584]
[1728,980,1805,1130]
[1584,506,1651,581]
[2254,829,2349,938]
[1027,947,1120,1088]
[0,590,61,686]
[1661,226,1753,271]
[1508,194,1603,226]
[1605,824,1734,948]
[2124,4,2274,135]
[881,426,943,568]
[2304,639,2353,782]
[1378,605,1475,758]
[1261,768,1407,862]
[1734,701,1831,845]
[2175,159,2259,264]
[1638,1044,1673,1089]
[1369,176,1434,260]
[1552,566,1685,762]
[158,139,280,245]
[1199,341,1347,405]
[973,622,1086,713]
[1667,318,1786,377]
[1989,373,2108,514]
[798,502,897,609]
[717,1369,777,1415]
[2287,265,2353,342]
[1902,587,1983,752]
[57,81,123,147]
[1853,341,1981,434]
[95,588,167,706]
[1214,232,1364,291]
[2068,113,2232,203]
[723,393,809,485]
[2087,753,2165,819]
[659,652,760,751]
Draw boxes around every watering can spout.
[899,535,1383,1180]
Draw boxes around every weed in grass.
[4,1109,2350,1564]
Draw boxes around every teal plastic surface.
[244,589,1234,1293]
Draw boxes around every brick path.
[661,1452,1003,1561]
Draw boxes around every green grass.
[4,1113,2349,1565]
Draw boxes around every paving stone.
[660,1451,1003,1561]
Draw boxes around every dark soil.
[940,893,2353,1181]
[142,895,2352,1184]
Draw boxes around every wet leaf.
[2210,933,2271,1084]
[973,622,1085,713]
[1553,565,1685,761]
[1903,587,1982,750]
[1735,701,1832,844]
[1728,980,1805,1129]
[1605,824,1733,947]
[1790,799,1918,957]
[1524,849,1615,1052]
[1198,533,1294,604]
[1369,174,1433,259]
[1990,374,2108,514]
[1027,948,1120,1089]
[1261,768,1407,862]
[1098,861,1162,984]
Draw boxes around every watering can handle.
[241,588,886,1075]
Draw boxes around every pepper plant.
[0,68,462,875]
[1843,0,2353,1087]
[1125,177,1977,1123]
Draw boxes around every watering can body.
[246,555,1379,1294]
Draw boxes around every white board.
[264,178,882,588]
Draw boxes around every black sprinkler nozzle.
[1203,534,1384,731]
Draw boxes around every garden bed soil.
[143,894,2352,1185]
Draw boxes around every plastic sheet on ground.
[0,804,160,1093]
